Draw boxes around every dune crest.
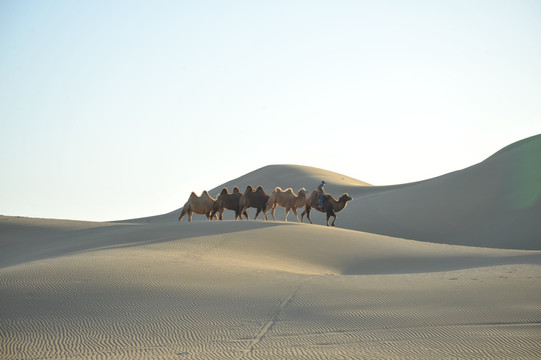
[149,135,541,250]
[2,135,541,359]
[2,219,541,359]
[343,134,541,249]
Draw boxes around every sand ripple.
[1,220,540,359]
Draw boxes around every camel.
[238,185,270,220]
[211,186,249,220]
[264,187,307,222]
[301,190,353,226]
[178,190,217,222]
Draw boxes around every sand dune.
[163,134,540,249]
[2,135,541,359]
[3,218,539,275]
[143,164,372,224]
[343,134,541,249]
[2,219,541,359]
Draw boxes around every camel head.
[339,193,353,203]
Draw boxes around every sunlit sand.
[1,135,540,359]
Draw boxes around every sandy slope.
[1,218,541,359]
[143,164,372,224]
[1,135,541,359]
[163,134,540,249]
[343,134,541,249]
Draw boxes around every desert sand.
[1,135,540,359]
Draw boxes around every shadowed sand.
[1,135,540,359]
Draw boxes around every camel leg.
[272,205,278,221]
[254,208,262,220]
[265,204,274,221]
[284,207,290,222]
[242,210,249,220]
[178,209,187,222]
[239,206,248,220]
[188,211,193,222]
[291,207,299,222]
[327,209,336,226]
[263,204,272,221]
[303,207,313,224]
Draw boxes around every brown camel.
[301,190,353,226]
[264,187,307,222]
[211,186,249,220]
[239,185,270,220]
[178,190,217,222]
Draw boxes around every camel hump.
[256,186,265,193]
[274,186,283,192]
[201,190,215,200]
[232,186,240,194]
[220,187,228,195]
[189,191,198,199]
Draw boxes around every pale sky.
[1,0,540,221]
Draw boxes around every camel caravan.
[178,183,352,227]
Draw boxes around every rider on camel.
[317,180,326,209]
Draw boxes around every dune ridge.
[1,135,541,359]
[343,134,541,249]
[3,218,539,275]
[2,219,540,359]
[158,134,541,250]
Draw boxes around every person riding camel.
[317,180,325,209]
